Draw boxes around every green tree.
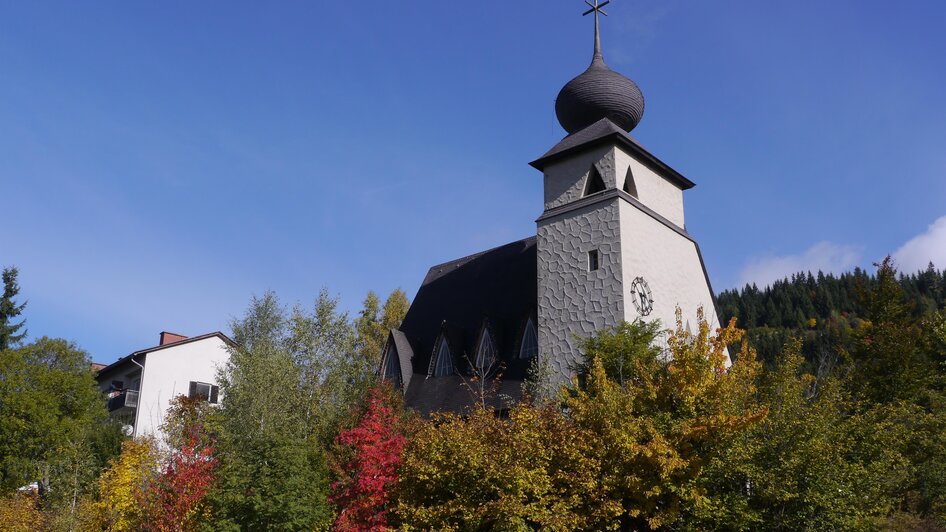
[355,291,384,363]
[355,288,410,365]
[847,257,935,404]
[696,340,906,530]
[212,289,372,529]
[0,267,27,350]
[212,292,331,530]
[844,259,946,526]
[380,289,409,332]
[0,337,119,525]
[573,318,663,386]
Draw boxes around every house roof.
[94,331,235,380]
[529,117,696,190]
[398,236,538,413]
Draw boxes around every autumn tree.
[565,310,765,530]
[89,437,161,531]
[395,402,614,530]
[139,396,221,532]
[330,386,409,530]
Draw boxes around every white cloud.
[738,242,863,288]
[892,215,946,273]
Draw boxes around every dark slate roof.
[530,117,696,191]
[403,376,523,417]
[398,236,537,413]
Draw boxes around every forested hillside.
[718,263,946,366]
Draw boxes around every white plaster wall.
[537,197,624,382]
[617,200,718,336]
[134,337,230,439]
[613,146,685,228]
[542,145,614,210]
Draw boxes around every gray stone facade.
[537,196,624,381]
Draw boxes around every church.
[380,3,718,414]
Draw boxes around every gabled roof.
[529,117,696,190]
[95,331,235,379]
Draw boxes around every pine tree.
[0,267,27,350]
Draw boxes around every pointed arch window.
[474,328,496,371]
[583,166,606,196]
[623,167,638,198]
[430,335,454,377]
[519,318,538,359]
[382,343,402,388]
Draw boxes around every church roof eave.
[529,117,696,191]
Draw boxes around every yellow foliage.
[396,403,618,530]
[0,493,43,532]
[565,308,766,529]
[87,437,160,531]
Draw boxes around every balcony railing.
[107,389,139,412]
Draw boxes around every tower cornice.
[530,118,695,190]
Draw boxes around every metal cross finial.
[582,0,610,60]
[583,0,609,18]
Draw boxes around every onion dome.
[555,4,645,135]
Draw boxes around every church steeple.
[555,0,645,135]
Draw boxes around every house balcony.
[107,389,139,413]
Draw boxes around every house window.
[474,328,496,371]
[189,381,219,404]
[431,336,454,377]
[519,318,538,359]
[588,250,600,271]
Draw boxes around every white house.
[94,331,233,439]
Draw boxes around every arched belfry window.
[382,342,402,388]
[474,325,496,371]
[429,334,454,377]
[623,167,638,198]
[583,165,606,196]
[519,318,538,359]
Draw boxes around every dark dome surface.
[555,54,645,135]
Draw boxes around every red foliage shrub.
[330,386,407,531]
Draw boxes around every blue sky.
[2,1,945,362]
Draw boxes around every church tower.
[532,1,718,380]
